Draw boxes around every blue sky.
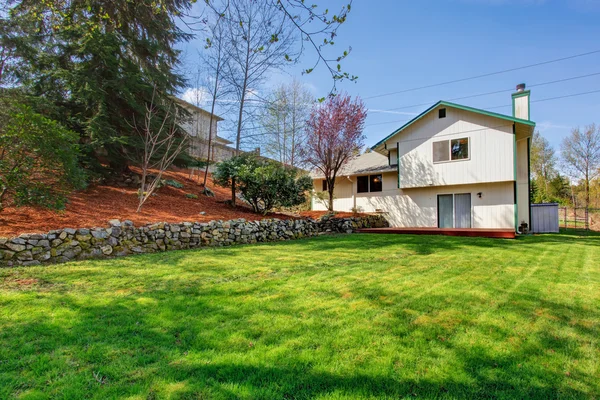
[179,0,600,152]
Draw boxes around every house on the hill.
[311,84,535,232]
[175,98,237,163]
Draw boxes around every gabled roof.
[371,100,536,152]
[174,97,225,122]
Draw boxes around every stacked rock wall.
[0,215,388,267]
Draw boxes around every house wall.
[312,177,355,211]
[388,106,515,188]
[313,173,514,229]
[389,148,398,165]
[516,137,530,228]
[189,139,236,163]
[181,111,219,142]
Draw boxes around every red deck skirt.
[356,227,516,239]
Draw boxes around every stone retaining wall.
[0,215,388,267]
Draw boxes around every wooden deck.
[356,227,516,239]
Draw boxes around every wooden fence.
[558,206,590,230]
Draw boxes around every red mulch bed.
[0,168,298,237]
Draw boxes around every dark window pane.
[433,140,449,162]
[451,138,469,160]
[357,176,369,193]
[322,180,328,191]
[369,174,382,192]
[439,108,446,118]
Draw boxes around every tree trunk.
[328,183,334,212]
[585,171,590,208]
[231,177,236,205]
[136,168,148,213]
[0,185,7,212]
[203,67,220,189]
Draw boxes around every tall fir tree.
[2,0,193,171]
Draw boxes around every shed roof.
[310,151,396,179]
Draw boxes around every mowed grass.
[1,231,600,399]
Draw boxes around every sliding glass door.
[437,194,454,228]
[437,193,471,228]
[454,193,472,228]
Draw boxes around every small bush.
[165,179,184,189]
[185,193,198,199]
[0,100,86,212]
[213,154,312,214]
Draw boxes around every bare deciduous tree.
[223,0,298,153]
[204,0,355,92]
[201,15,231,192]
[131,92,188,212]
[219,0,298,206]
[260,79,313,167]
[561,123,600,207]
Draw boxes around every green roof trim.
[371,100,536,151]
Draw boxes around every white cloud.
[181,87,211,105]
[536,121,572,132]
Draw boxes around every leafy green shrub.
[213,154,312,214]
[185,193,198,199]
[0,101,86,211]
[165,179,184,189]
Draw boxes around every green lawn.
[1,232,599,399]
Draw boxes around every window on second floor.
[322,180,328,191]
[451,138,469,160]
[433,137,469,163]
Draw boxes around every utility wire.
[363,49,600,100]
[485,89,600,110]
[366,88,600,128]
[381,72,600,112]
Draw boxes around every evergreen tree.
[1,0,193,172]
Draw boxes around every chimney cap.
[516,83,526,92]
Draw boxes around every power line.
[363,49,600,100]
[485,89,600,110]
[366,88,600,128]
[380,71,600,112]
[365,119,410,128]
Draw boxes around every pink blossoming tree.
[301,93,367,212]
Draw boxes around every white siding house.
[312,85,535,232]
[175,98,237,163]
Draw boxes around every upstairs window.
[439,108,446,118]
[433,140,450,163]
[322,180,328,191]
[451,138,469,160]
[433,138,469,163]
[357,176,369,193]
